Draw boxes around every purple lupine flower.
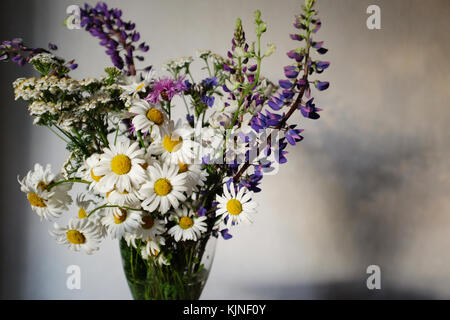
[282,90,295,100]
[313,41,328,55]
[186,114,194,127]
[299,98,322,119]
[243,0,328,181]
[275,138,289,164]
[220,229,233,240]
[285,126,304,146]
[284,65,299,79]
[138,42,150,52]
[77,2,150,75]
[48,42,58,50]
[316,61,330,70]
[268,97,284,111]
[196,207,207,217]
[279,79,293,89]
[202,155,213,165]
[0,38,54,67]
[286,50,304,63]
[290,34,304,41]
[314,81,329,91]
[248,64,257,72]
[312,20,322,33]
[239,164,264,193]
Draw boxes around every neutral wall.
[1,0,449,299]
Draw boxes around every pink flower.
[145,77,188,104]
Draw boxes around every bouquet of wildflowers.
[2,0,329,299]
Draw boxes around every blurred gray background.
[1,0,449,299]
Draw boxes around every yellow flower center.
[114,209,127,224]
[178,162,189,173]
[142,216,154,229]
[37,181,49,191]
[146,108,164,125]
[135,82,145,91]
[90,168,103,182]
[226,199,242,216]
[78,208,87,219]
[106,188,128,198]
[154,178,172,196]
[27,193,46,207]
[163,135,182,153]
[111,154,132,175]
[66,230,86,244]
[179,216,194,229]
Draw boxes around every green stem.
[97,127,109,148]
[47,178,89,191]
[47,125,69,143]
[167,100,171,120]
[181,94,191,116]
[186,66,195,83]
[87,204,144,217]
[114,123,119,145]
[136,130,146,150]
[203,58,212,77]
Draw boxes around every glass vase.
[119,235,217,300]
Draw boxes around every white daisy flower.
[141,235,165,256]
[119,70,155,96]
[216,182,257,227]
[101,206,142,239]
[105,188,140,207]
[129,99,167,139]
[124,232,139,248]
[50,218,102,254]
[94,140,147,193]
[75,195,108,237]
[141,249,170,266]
[79,153,103,193]
[176,162,208,194]
[135,214,166,240]
[75,194,93,219]
[168,206,207,242]
[140,238,170,266]
[139,162,188,214]
[148,120,197,165]
[18,163,72,221]
[193,120,225,163]
[140,152,159,171]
